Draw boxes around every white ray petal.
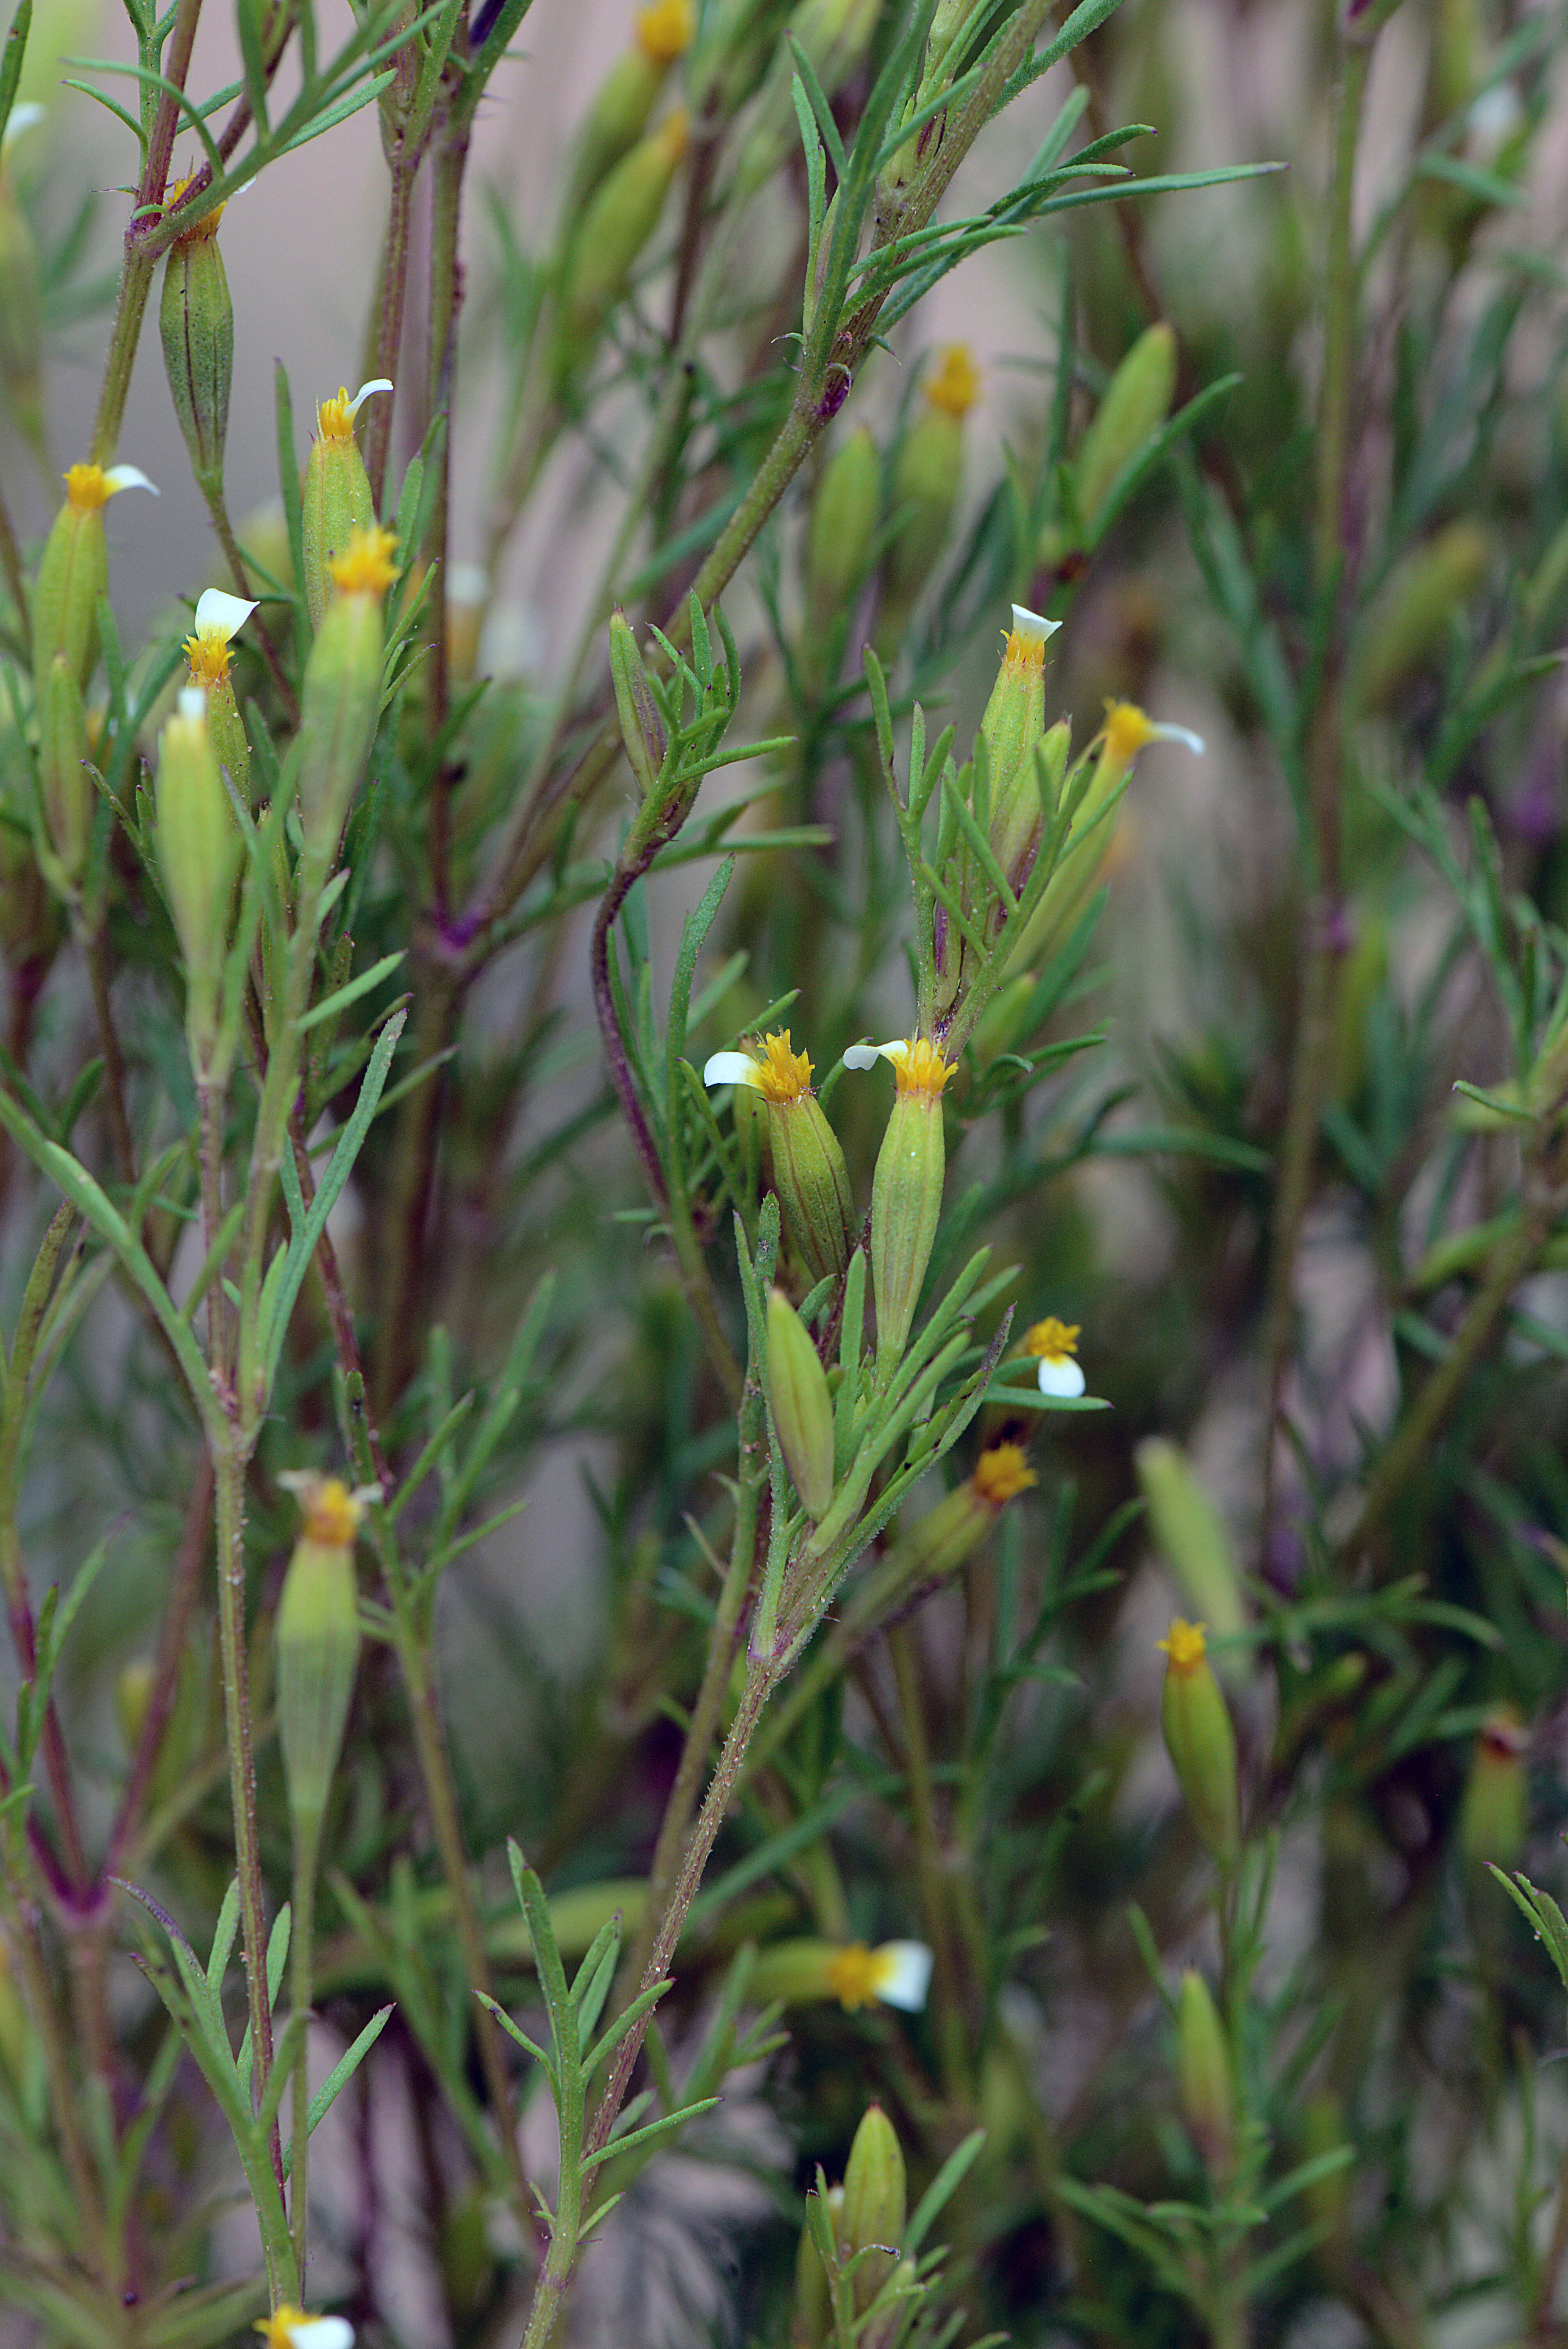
[702,1052,758,1088]
[192,588,256,640]
[346,378,394,419]
[871,1941,934,2011]
[1037,1354,1085,1398]
[1010,603,1061,646]
[104,464,157,497]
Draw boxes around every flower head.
[315,378,393,444]
[925,343,980,419]
[1102,701,1205,766]
[1158,1617,1208,1674]
[636,0,694,60]
[843,1036,955,1098]
[825,1940,934,2013]
[184,587,256,687]
[255,2313,354,2349]
[703,1028,814,1105]
[1025,1315,1084,1398]
[1003,602,1061,672]
[327,524,399,600]
[972,1440,1037,1506]
[62,461,157,513]
[279,1470,376,1547]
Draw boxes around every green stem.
[211,1435,278,2165]
[288,1814,322,2287]
[888,1622,969,2097]
[363,142,420,517]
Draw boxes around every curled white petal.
[176,684,207,724]
[702,1051,759,1089]
[871,1941,934,2012]
[346,378,394,420]
[843,1039,905,1071]
[3,103,45,154]
[1010,602,1062,646]
[104,464,158,498]
[192,588,256,641]
[1149,721,1205,757]
[287,2320,355,2349]
[1037,1353,1085,1399]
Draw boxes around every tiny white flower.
[1024,1316,1085,1399]
[824,1937,935,2012]
[1009,602,1062,648]
[255,2311,355,2349]
[103,463,159,497]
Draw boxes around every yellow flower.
[255,2312,354,2349]
[1157,1616,1208,1674]
[62,460,156,513]
[326,524,399,600]
[924,343,980,419]
[183,587,255,687]
[635,0,694,61]
[842,1035,955,1097]
[1101,700,1205,766]
[315,378,393,444]
[1024,1315,1084,1399]
[971,1441,1037,1506]
[824,1940,934,2012]
[703,1028,815,1105]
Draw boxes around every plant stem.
[888,1622,969,2097]
[288,1816,322,2285]
[363,144,420,517]
[211,1433,277,2151]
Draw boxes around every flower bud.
[296,526,398,877]
[850,1038,954,1377]
[115,1658,154,1755]
[159,181,233,493]
[610,607,666,797]
[1135,1437,1248,1669]
[184,588,256,800]
[155,686,241,1075]
[276,1476,365,1833]
[1298,2092,1352,2242]
[565,0,693,217]
[1158,1619,1241,1861]
[876,348,977,653]
[37,651,89,892]
[301,380,392,629]
[555,111,688,388]
[805,425,880,615]
[1349,520,1490,716]
[1072,323,1177,538]
[704,1032,858,1281]
[32,462,157,695]
[766,1287,836,1519]
[1458,1704,1527,1868]
[0,156,42,448]
[841,2103,906,2316]
[980,614,1066,893]
[1175,1968,1235,2176]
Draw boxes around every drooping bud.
[876,348,977,654]
[703,1032,857,1281]
[1158,1619,1241,1862]
[36,650,89,892]
[159,178,234,493]
[32,462,157,694]
[846,1037,955,1377]
[300,379,392,629]
[564,0,693,217]
[275,1475,366,1834]
[1458,1704,1528,1868]
[610,606,666,797]
[1135,1437,1248,1674]
[1175,1968,1235,2176]
[183,587,256,798]
[765,1287,836,1520]
[555,111,688,388]
[155,686,241,1076]
[841,2103,907,2317]
[296,525,398,878]
[1072,323,1178,540]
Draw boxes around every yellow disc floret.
[302,1477,364,1549]
[327,525,399,600]
[184,628,231,688]
[63,463,111,514]
[1103,702,1159,765]
[973,1442,1037,1506]
[892,1038,955,1098]
[925,344,980,419]
[1025,1316,1079,1365]
[255,2311,308,2349]
[636,0,694,61]
[1158,1618,1208,1674]
[165,173,225,240]
[751,1029,814,1104]
[317,386,360,442]
[824,1943,880,2011]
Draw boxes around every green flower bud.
[296,526,397,877]
[1158,1619,1241,1862]
[847,1038,954,1377]
[1072,322,1178,538]
[1135,1436,1248,1671]
[977,611,1064,888]
[301,379,392,630]
[876,348,977,652]
[32,462,157,695]
[555,111,688,389]
[276,1476,365,1832]
[806,425,881,613]
[1175,1968,1235,2176]
[36,650,89,891]
[766,1287,836,1520]
[610,606,666,798]
[1298,2092,1352,2242]
[1458,1705,1528,1868]
[565,0,692,216]
[0,164,42,444]
[703,1032,858,1282]
[1349,521,1490,716]
[155,686,241,1076]
[159,181,234,492]
[842,2103,906,2316]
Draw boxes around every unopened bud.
[565,0,693,216]
[296,526,398,876]
[841,2103,906,2316]
[37,651,89,891]
[155,686,241,1074]
[276,1475,365,1832]
[610,607,666,797]
[805,425,880,614]
[1299,2092,1352,2240]
[301,379,392,629]
[766,1287,836,1520]
[115,1658,154,1756]
[556,111,688,385]
[1350,521,1490,715]
[854,1038,954,1376]
[1458,1704,1528,1868]
[0,164,41,444]
[1073,323,1178,537]
[1175,1968,1235,2175]
[1158,1619,1241,1861]
[1135,1437,1248,1669]
[876,349,976,651]
[159,180,233,492]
